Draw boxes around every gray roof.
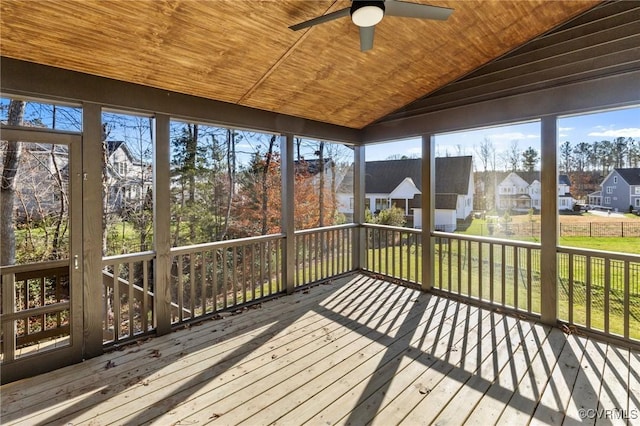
[360,156,473,195]
[435,193,458,210]
[614,168,640,185]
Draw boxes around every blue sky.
[365,105,640,169]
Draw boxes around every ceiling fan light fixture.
[351,1,385,27]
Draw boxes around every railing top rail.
[295,223,358,236]
[102,250,156,265]
[431,230,542,249]
[0,259,69,275]
[558,245,640,262]
[170,233,285,255]
[362,223,421,234]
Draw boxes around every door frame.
[0,126,83,384]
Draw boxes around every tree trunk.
[260,136,276,235]
[0,100,25,265]
[50,145,67,259]
[221,129,235,240]
[187,124,198,242]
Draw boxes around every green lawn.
[365,235,640,340]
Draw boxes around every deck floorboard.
[1,274,637,426]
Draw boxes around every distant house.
[496,171,573,211]
[6,142,69,222]
[596,168,640,212]
[337,156,474,231]
[104,141,152,215]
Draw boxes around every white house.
[337,156,474,231]
[496,171,573,211]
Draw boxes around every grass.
[364,238,640,341]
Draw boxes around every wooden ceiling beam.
[0,58,362,144]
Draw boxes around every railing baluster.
[232,246,238,306]
[200,251,207,315]
[526,247,532,313]
[259,243,265,298]
[478,242,483,302]
[467,240,472,297]
[568,253,574,325]
[604,257,610,334]
[489,243,494,303]
[624,259,630,340]
[513,246,519,310]
[586,255,591,329]
[501,245,506,307]
[39,276,45,337]
[143,259,149,332]
[113,263,120,341]
[251,244,256,302]
[128,261,134,337]
[457,238,462,295]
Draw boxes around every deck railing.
[8,224,637,358]
[169,234,284,325]
[0,260,70,361]
[557,246,640,342]
[102,251,155,344]
[432,232,542,316]
[294,224,356,287]
[363,224,422,286]
[363,224,639,346]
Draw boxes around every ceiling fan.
[289,0,454,52]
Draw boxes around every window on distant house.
[606,187,613,194]
[349,198,354,209]
[635,187,640,195]
[604,197,611,204]
[614,176,618,184]
[635,199,640,207]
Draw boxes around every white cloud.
[406,147,422,155]
[558,126,574,132]
[489,132,538,141]
[588,128,640,138]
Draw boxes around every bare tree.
[1,100,25,265]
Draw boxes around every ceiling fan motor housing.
[350,0,386,27]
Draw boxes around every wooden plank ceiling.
[0,0,599,129]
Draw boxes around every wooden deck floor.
[2,274,639,425]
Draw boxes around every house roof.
[339,156,472,198]
[3,0,628,131]
[498,171,571,187]
[364,158,422,194]
[614,168,640,185]
[435,156,473,194]
[435,193,458,210]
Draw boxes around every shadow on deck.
[1,274,638,425]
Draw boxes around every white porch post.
[281,134,296,294]
[421,134,435,291]
[540,115,558,324]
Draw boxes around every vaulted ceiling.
[0,0,607,129]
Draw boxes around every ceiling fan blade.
[359,26,375,51]
[289,8,351,31]
[384,1,453,21]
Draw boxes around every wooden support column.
[82,102,104,358]
[281,134,295,294]
[540,115,558,324]
[353,145,366,270]
[154,114,172,334]
[421,134,435,291]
